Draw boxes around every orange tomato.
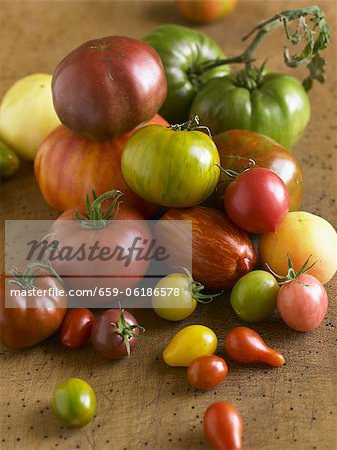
[259,211,337,285]
[34,114,168,218]
[176,0,237,24]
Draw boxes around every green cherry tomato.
[230,270,279,322]
[51,378,96,428]
[0,139,19,179]
[121,123,220,207]
[143,24,230,123]
[191,72,311,148]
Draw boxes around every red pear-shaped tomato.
[204,402,243,450]
[225,327,285,367]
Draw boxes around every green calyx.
[233,65,266,91]
[267,254,319,286]
[216,156,256,180]
[74,189,123,230]
[110,311,146,357]
[9,260,62,290]
[169,115,212,137]
[181,267,223,304]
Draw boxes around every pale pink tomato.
[277,274,328,332]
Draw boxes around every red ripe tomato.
[187,355,228,390]
[224,167,290,233]
[91,309,144,359]
[277,274,328,332]
[49,190,152,298]
[156,206,256,290]
[34,115,168,217]
[204,402,243,450]
[0,267,67,349]
[60,309,95,349]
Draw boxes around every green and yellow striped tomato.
[51,378,96,428]
[121,123,220,208]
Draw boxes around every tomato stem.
[266,254,319,286]
[74,189,123,230]
[216,157,256,180]
[198,6,329,91]
[179,267,223,304]
[9,260,62,289]
[110,310,146,357]
[169,115,212,137]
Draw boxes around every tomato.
[225,327,285,367]
[143,25,230,123]
[277,274,328,332]
[176,0,237,24]
[187,355,228,390]
[51,378,96,428]
[224,167,290,233]
[34,114,168,217]
[191,72,311,148]
[0,139,19,179]
[52,36,167,140]
[212,129,303,211]
[152,269,218,321]
[156,206,256,290]
[91,309,144,359]
[0,264,67,349]
[204,402,243,450]
[230,270,279,323]
[60,309,95,349]
[50,190,152,297]
[0,74,60,160]
[121,120,220,207]
[163,325,217,367]
[259,211,337,285]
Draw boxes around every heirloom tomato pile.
[0,5,336,449]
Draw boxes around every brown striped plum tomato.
[34,115,168,217]
[155,206,256,290]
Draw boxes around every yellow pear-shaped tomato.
[163,325,217,367]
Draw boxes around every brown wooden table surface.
[1,1,336,449]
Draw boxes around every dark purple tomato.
[91,309,144,359]
[52,36,167,140]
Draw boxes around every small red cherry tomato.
[204,402,243,450]
[277,274,328,331]
[224,167,290,233]
[60,308,95,349]
[187,355,228,390]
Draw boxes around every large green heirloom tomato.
[191,72,311,148]
[143,24,230,123]
[121,122,220,207]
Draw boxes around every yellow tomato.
[176,0,237,24]
[259,211,337,285]
[163,325,217,367]
[0,74,60,160]
[152,274,197,321]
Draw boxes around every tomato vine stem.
[198,6,330,91]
